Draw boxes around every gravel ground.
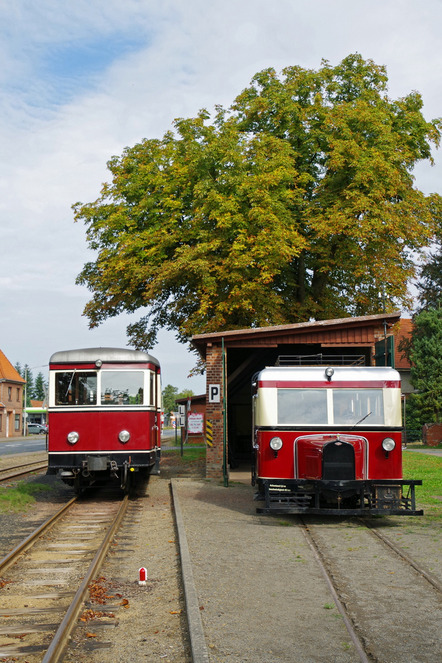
[173,479,442,663]
[173,479,360,663]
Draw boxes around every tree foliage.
[14,365,48,404]
[75,54,442,348]
[417,237,442,311]
[406,307,442,426]
[162,384,179,415]
[34,372,47,401]
[162,384,194,415]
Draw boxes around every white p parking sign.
[208,384,221,403]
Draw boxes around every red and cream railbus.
[47,347,161,493]
[252,365,422,515]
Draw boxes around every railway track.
[1,473,439,662]
[0,459,48,483]
[299,516,442,663]
[0,491,129,662]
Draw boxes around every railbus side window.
[149,372,155,406]
[55,372,97,405]
[100,371,144,405]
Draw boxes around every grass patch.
[402,453,442,509]
[0,481,52,513]
[161,447,206,463]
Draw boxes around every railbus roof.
[49,347,160,367]
[255,365,401,384]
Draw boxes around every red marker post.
[139,567,147,585]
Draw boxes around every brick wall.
[0,380,24,437]
[205,343,226,478]
[423,423,442,447]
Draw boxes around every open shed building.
[191,312,405,480]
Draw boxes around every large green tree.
[75,54,442,348]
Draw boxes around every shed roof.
[192,312,401,356]
[0,350,25,384]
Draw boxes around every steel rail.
[0,497,77,575]
[299,518,371,663]
[361,519,442,593]
[0,462,48,482]
[42,494,130,663]
[0,459,47,473]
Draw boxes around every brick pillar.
[205,343,225,479]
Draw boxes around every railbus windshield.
[277,388,384,426]
[55,371,97,406]
[100,371,144,405]
[53,369,149,407]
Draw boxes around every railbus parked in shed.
[252,359,422,515]
[47,347,161,493]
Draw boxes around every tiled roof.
[0,349,26,383]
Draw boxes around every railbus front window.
[333,389,384,425]
[100,371,144,405]
[55,372,97,405]
[277,389,328,425]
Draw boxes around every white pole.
[23,366,27,436]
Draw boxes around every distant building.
[26,399,48,426]
[0,349,25,438]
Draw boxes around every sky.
[1,0,442,392]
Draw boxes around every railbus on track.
[47,347,162,493]
[252,360,422,515]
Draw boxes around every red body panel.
[48,409,160,454]
[256,429,402,480]
[258,379,400,389]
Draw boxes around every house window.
[8,387,12,401]
[15,414,20,431]
[16,388,20,402]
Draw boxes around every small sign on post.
[188,412,204,435]
[208,384,221,403]
[178,404,186,427]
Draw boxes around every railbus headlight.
[67,431,79,445]
[118,430,131,444]
[269,437,283,452]
[382,437,396,452]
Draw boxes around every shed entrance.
[192,312,401,478]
